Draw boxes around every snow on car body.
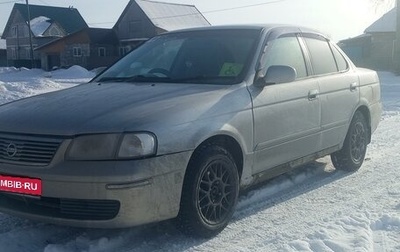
[0,25,382,237]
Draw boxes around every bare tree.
[370,0,394,5]
[370,0,395,11]
[396,0,400,73]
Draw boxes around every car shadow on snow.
[0,158,354,252]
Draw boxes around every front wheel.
[177,145,239,238]
[331,111,369,171]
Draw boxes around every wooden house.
[339,8,396,71]
[1,3,88,68]
[36,28,119,71]
[7,0,210,70]
[114,0,210,56]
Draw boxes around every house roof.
[35,28,119,51]
[365,7,396,33]
[115,0,210,32]
[30,16,52,37]
[339,33,372,46]
[1,3,88,39]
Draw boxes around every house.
[36,0,210,70]
[1,3,88,68]
[0,38,6,67]
[35,28,119,70]
[114,0,210,55]
[339,8,396,71]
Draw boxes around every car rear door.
[301,34,359,150]
[248,33,321,174]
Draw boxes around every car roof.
[164,24,329,40]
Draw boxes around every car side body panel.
[357,68,382,134]
[317,72,360,150]
[250,78,321,173]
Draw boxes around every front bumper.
[0,143,192,228]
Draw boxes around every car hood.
[0,82,248,136]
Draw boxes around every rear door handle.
[350,82,358,91]
[308,89,319,100]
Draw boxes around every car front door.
[248,34,321,175]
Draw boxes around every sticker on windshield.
[219,63,244,77]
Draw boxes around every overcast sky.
[0,0,395,41]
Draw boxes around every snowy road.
[0,68,399,252]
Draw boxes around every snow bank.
[0,66,94,105]
[0,67,21,74]
[50,65,96,81]
[378,71,400,113]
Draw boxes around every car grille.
[0,193,120,221]
[0,134,63,166]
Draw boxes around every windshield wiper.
[97,75,236,84]
[172,76,237,84]
[97,75,171,83]
[126,75,171,82]
[97,76,131,82]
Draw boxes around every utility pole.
[26,0,35,68]
[395,0,400,73]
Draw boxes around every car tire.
[177,144,239,238]
[331,111,369,172]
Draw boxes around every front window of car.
[262,36,308,79]
[94,29,261,85]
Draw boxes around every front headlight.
[66,133,157,161]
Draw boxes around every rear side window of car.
[264,36,308,79]
[331,44,348,72]
[304,37,338,75]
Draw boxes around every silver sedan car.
[0,25,381,237]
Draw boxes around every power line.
[0,0,23,5]
[34,0,50,5]
[149,0,288,20]
[203,0,287,14]
[88,0,287,26]
[0,0,53,5]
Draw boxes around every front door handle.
[308,89,319,100]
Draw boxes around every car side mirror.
[255,65,297,87]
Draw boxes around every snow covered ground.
[0,67,399,252]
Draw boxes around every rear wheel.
[177,145,239,238]
[331,111,369,171]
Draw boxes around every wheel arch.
[177,134,243,236]
[188,134,244,179]
[354,105,372,143]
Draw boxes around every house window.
[48,26,62,37]
[11,26,18,37]
[22,26,28,37]
[119,46,130,57]
[129,21,143,36]
[119,47,125,56]
[73,47,82,57]
[25,47,31,59]
[10,48,16,59]
[98,47,106,57]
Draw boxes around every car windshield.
[94,29,261,85]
